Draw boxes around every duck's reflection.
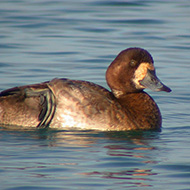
[77,131,159,188]
[0,126,160,187]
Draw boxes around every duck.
[0,47,171,131]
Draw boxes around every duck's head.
[106,47,171,97]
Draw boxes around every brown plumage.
[0,47,171,130]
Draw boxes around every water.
[0,0,190,189]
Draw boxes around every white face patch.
[133,62,155,89]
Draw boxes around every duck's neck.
[117,91,162,130]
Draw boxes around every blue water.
[0,0,190,189]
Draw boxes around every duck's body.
[0,48,171,130]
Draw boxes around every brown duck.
[0,47,171,130]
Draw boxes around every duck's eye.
[130,60,137,67]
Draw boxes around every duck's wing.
[48,78,130,130]
[0,82,56,128]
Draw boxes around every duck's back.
[0,82,50,127]
[0,78,132,130]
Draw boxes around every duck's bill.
[140,69,171,92]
